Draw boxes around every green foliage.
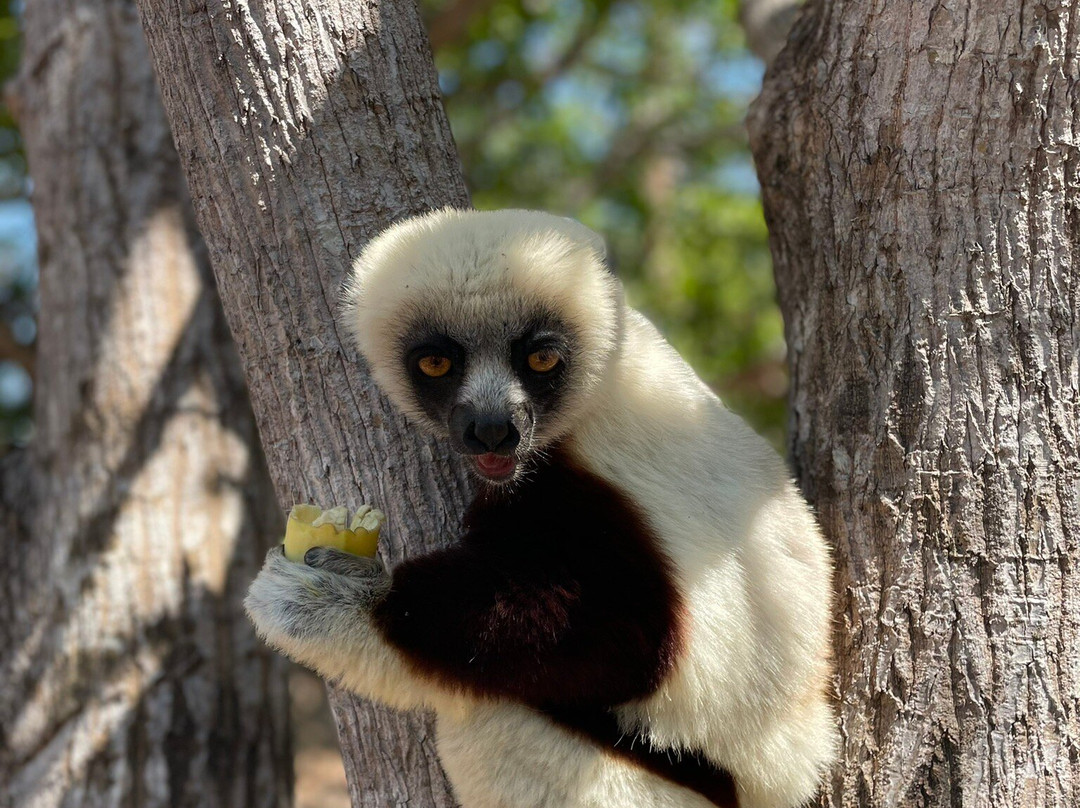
[424,0,786,444]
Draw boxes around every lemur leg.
[436,704,718,808]
[244,546,465,714]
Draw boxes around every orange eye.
[418,355,452,377]
[527,349,561,373]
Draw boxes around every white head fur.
[342,208,626,473]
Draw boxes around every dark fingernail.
[304,548,322,566]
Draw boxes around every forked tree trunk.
[133,0,470,804]
[0,1,291,805]
[749,1,1080,806]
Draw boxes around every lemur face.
[398,310,576,484]
[342,208,622,486]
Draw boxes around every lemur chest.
[374,447,686,709]
[464,448,684,663]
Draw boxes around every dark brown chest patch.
[374,446,684,707]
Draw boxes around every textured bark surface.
[749,1,1080,806]
[133,0,471,804]
[0,1,291,806]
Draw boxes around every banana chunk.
[283,503,384,562]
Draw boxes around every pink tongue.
[477,454,514,474]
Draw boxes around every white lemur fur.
[245,208,837,808]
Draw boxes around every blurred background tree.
[0,0,785,453]
[0,0,32,451]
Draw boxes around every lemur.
[245,208,837,808]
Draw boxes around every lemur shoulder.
[246,208,838,808]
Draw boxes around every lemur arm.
[245,537,677,712]
[244,546,464,713]
[373,542,677,709]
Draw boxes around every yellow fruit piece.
[283,503,384,563]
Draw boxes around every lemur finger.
[304,547,386,578]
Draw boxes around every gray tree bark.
[0,1,291,806]
[749,1,1080,807]
[133,0,471,804]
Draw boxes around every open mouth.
[474,453,518,482]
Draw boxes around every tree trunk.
[132,0,470,804]
[749,1,1080,806]
[0,1,291,806]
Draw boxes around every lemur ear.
[556,216,614,274]
[562,217,606,256]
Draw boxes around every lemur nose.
[466,416,520,455]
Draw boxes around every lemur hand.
[245,545,390,662]
[303,545,388,582]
